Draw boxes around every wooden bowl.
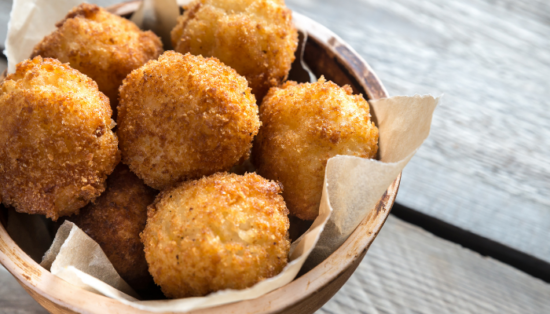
[0,1,398,313]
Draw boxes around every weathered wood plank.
[2,217,548,314]
[0,0,10,47]
[317,216,550,314]
[0,0,549,312]
[286,0,550,264]
[0,265,48,314]
[0,0,547,265]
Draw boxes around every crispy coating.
[118,51,260,190]
[0,57,120,220]
[171,0,298,101]
[141,172,290,298]
[70,164,157,291]
[252,77,379,220]
[31,3,163,116]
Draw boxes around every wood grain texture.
[0,7,400,313]
[317,216,550,314]
[0,265,47,314]
[5,216,549,314]
[0,0,548,313]
[0,0,547,263]
[286,0,550,263]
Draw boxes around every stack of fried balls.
[0,0,378,299]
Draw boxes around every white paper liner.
[3,0,80,73]
[41,221,139,299]
[3,0,439,312]
[36,94,438,313]
[307,95,439,265]
[40,189,330,312]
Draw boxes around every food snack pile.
[253,77,379,220]
[117,51,260,190]
[31,3,163,116]
[171,0,298,100]
[69,164,157,291]
[1,0,383,302]
[0,56,119,220]
[142,172,290,298]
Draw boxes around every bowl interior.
[0,2,396,314]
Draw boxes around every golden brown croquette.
[252,77,379,220]
[141,172,290,298]
[69,164,157,291]
[0,57,120,220]
[31,3,163,116]
[117,51,260,190]
[171,0,298,101]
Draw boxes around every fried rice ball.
[69,164,157,291]
[0,57,119,220]
[171,0,298,101]
[118,51,260,190]
[252,77,379,220]
[31,3,163,116]
[141,172,290,298]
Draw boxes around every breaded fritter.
[31,3,163,116]
[252,77,379,220]
[141,172,290,298]
[171,0,298,101]
[0,57,119,220]
[118,51,260,190]
[70,164,157,291]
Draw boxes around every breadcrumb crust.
[171,0,298,101]
[141,172,290,298]
[252,77,379,220]
[117,51,260,190]
[70,164,157,291]
[31,3,163,116]
[0,57,120,220]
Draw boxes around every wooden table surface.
[1,0,549,313]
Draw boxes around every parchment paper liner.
[3,0,439,312]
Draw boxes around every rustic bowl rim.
[0,2,398,313]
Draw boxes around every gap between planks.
[391,203,550,284]
[2,216,549,314]
[317,216,550,314]
[286,0,550,267]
